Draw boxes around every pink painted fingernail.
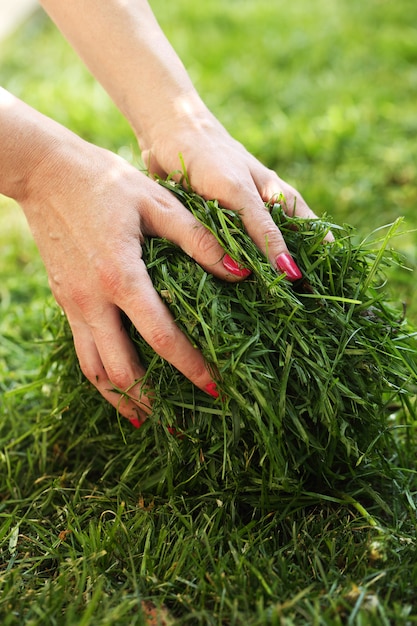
[222,254,251,278]
[205,382,219,399]
[276,253,302,282]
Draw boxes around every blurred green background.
[1,0,416,324]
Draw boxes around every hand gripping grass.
[114,180,417,500]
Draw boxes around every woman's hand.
[39,0,333,280]
[141,109,332,279]
[1,92,248,425]
[28,147,255,424]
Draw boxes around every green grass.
[1,1,417,624]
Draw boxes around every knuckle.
[148,322,177,355]
[106,365,136,392]
[207,171,242,205]
[257,220,286,254]
[219,172,242,197]
[94,256,137,299]
[264,222,283,242]
[189,361,211,386]
[48,273,91,311]
[256,212,282,238]
[69,287,92,311]
[190,224,221,258]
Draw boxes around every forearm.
[0,87,77,204]
[39,0,208,150]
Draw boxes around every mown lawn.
[1,1,417,624]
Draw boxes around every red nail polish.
[222,254,251,278]
[205,382,219,399]
[167,425,184,439]
[276,253,302,282]
[129,417,144,429]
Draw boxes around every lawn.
[1,1,417,624]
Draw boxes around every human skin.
[1,0,330,425]
[40,0,321,266]
[0,89,244,423]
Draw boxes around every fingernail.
[129,417,144,429]
[167,425,184,439]
[222,253,251,278]
[205,382,219,399]
[131,417,181,436]
[276,253,302,282]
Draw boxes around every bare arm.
[0,87,66,202]
[40,0,202,149]
[40,0,328,275]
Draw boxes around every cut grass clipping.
[53,180,417,500]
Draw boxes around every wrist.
[136,94,222,163]
[0,89,91,208]
[0,90,66,203]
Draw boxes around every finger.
[141,149,167,179]
[255,168,335,243]
[142,185,252,281]
[117,262,220,398]
[88,307,154,416]
[69,312,152,425]
[242,201,303,280]
[213,173,302,281]
[277,179,335,243]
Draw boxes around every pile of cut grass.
[48,181,417,502]
[3,183,417,624]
